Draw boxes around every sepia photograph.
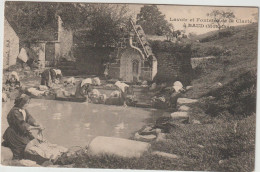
[0,1,259,171]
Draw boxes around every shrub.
[150,40,193,85]
[150,40,191,54]
[199,29,234,43]
[205,45,225,56]
[191,44,226,57]
[206,70,257,118]
[218,29,235,38]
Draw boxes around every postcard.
[1,1,259,172]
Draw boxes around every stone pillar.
[38,42,46,69]
[54,42,61,65]
[152,57,157,80]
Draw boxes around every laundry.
[81,78,92,87]
[110,90,121,97]
[92,77,101,86]
[25,139,68,164]
[173,81,184,93]
[115,81,129,93]
[27,88,46,96]
[18,48,29,63]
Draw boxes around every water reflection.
[1,99,163,148]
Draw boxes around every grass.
[42,23,259,171]
[186,23,258,99]
[55,114,255,171]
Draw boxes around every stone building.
[32,15,73,68]
[109,20,192,84]
[17,15,73,69]
[109,21,158,83]
[3,17,19,69]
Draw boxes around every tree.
[5,1,59,42]
[163,23,174,41]
[5,2,132,47]
[86,4,132,47]
[207,9,235,30]
[136,5,173,36]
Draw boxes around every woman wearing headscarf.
[74,78,93,102]
[40,68,62,87]
[114,81,129,107]
[6,71,21,89]
[2,94,44,159]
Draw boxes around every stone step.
[60,67,76,70]
[133,92,151,97]
[135,100,152,106]
[135,102,152,108]
[134,94,152,99]
[132,91,152,95]
[133,91,154,95]
[132,87,149,91]
[135,97,152,104]
[58,65,77,70]
[134,96,153,102]
[61,70,80,76]
[58,61,76,66]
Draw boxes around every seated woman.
[75,78,93,102]
[116,81,129,107]
[105,81,129,106]
[52,69,63,83]
[2,94,44,159]
[6,71,21,89]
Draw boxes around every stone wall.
[3,18,19,69]
[108,47,154,82]
[30,42,46,69]
[154,52,193,85]
[74,47,114,75]
[120,48,143,82]
[150,41,193,85]
[58,16,73,60]
[109,63,120,79]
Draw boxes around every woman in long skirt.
[2,94,43,159]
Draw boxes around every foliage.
[136,5,173,36]
[206,70,256,118]
[86,4,132,47]
[199,28,235,43]
[150,40,193,85]
[150,40,191,53]
[5,2,131,46]
[55,113,255,171]
[192,44,224,57]
[5,1,58,41]
[207,9,235,30]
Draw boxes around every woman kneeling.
[2,94,44,159]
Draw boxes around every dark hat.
[14,94,31,108]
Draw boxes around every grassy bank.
[53,23,258,171]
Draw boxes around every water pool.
[1,99,163,148]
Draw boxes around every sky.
[128,4,258,34]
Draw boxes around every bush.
[191,44,225,57]
[200,29,234,43]
[205,45,225,56]
[218,29,235,38]
[150,40,193,85]
[206,70,257,118]
[150,40,191,54]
